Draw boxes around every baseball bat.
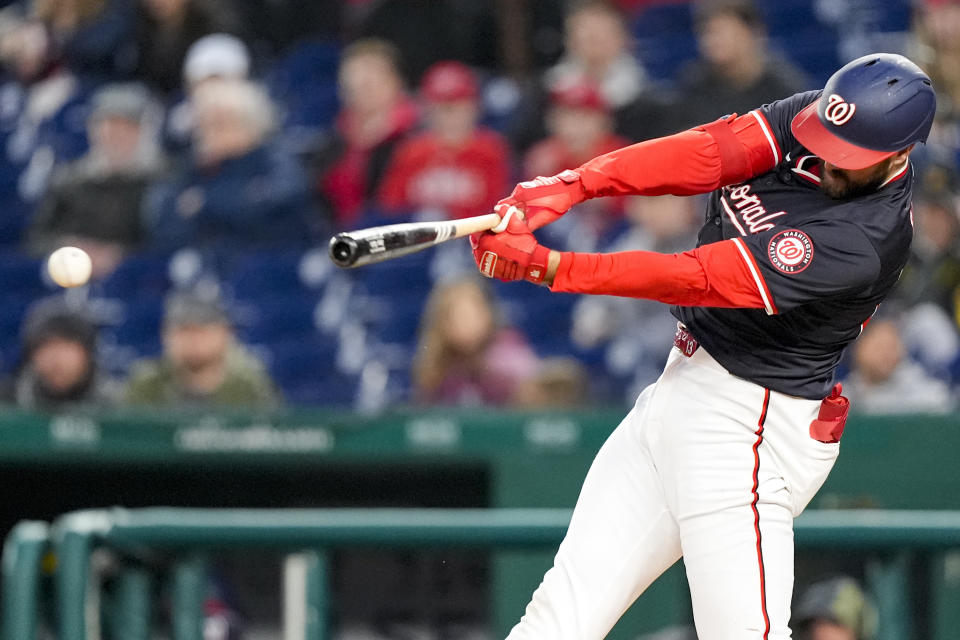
[328,212,502,268]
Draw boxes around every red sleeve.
[549,238,777,313]
[575,110,782,198]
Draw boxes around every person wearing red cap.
[523,77,631,251]
[377,61,510,222]
[471,54,936,639]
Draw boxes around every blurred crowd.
[2,0,960,413]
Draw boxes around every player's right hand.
[470,205,551,284]
[497,169,586,231]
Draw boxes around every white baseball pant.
[506,343,840,639]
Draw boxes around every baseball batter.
[471,53,937,639]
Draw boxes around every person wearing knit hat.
[793,576,879,640]
[123,289,279,408]
[5,297,119,409]
[26,82,165,278]
[182,33,250,89]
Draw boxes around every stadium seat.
[227,250,312,299]
[233,292,321,344]
[268,39,342,131]
[356,252,433,298]
[0,295,33,374]
[365,294,426,346]
[103,297,164,355]
[0,254,46,298]
[97,253,170,300]
[273,341,359,405]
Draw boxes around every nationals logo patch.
[767,229,813,274]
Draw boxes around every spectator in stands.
[512,1,675,150]
[793,576,878,640]
[33,0,136,80]
[842,317,954,414]
[523,78,631,252]
[133,0,242,95]
[316,38,418,228]
[673,0,807,128]
[378,61,510,222]
[412,276,537,406]
[911,0,960,172]
[0,6,88,242]
[3,297,119,410]
[144,78,314,250]
[570,195,699,399]
[894,188,960,316]
[163,33,252,152]
[515,356,589,408]
[27,83,165,279]
[889,187,960,379]
[124,289,279,407]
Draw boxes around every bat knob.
[329,234,360,268]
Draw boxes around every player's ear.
[896,144,916,159]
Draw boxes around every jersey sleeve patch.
[766,229,814,274]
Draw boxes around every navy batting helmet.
[791,53,936,170]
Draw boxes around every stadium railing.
[4,507,960,640]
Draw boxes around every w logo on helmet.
[824,94,856,125]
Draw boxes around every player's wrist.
[523,244,552,285]
[541,249,561,287]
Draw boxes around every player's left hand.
[471,204,551,284]
[497,169,586,231]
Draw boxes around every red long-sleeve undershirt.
[550,242,774,312]
[576,111,780,197]
[550,111,782,310]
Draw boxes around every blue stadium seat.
[493,283,576,351]
[103,297,164,355]
[365,294,426,345]
[631,2,693,38]
[0,254,46,297]
[757,0,820,34]
[97,253,170,300]
[0,294,33,374]
[233,293,320,344]
[771,31,841,87]
[228,250,311,299]
[0,197,31,246]
[268,40,342,130]
[267,335,358,405]
[356,251,433,298]
[635,34,700,82]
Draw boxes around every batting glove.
[471,205,551,284]
[497,169,586,231]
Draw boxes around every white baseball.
[47,246,92,288]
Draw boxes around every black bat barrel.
[328,222,448,268]
[329,234,360,267]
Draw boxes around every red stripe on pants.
[751,389,771,639]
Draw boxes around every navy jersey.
[673,90,914,399]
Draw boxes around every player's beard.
[819,160,891,199]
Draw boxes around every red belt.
[674,325,700,357]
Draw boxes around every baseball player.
[471,53,936,639]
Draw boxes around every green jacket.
[123,345,280,408]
